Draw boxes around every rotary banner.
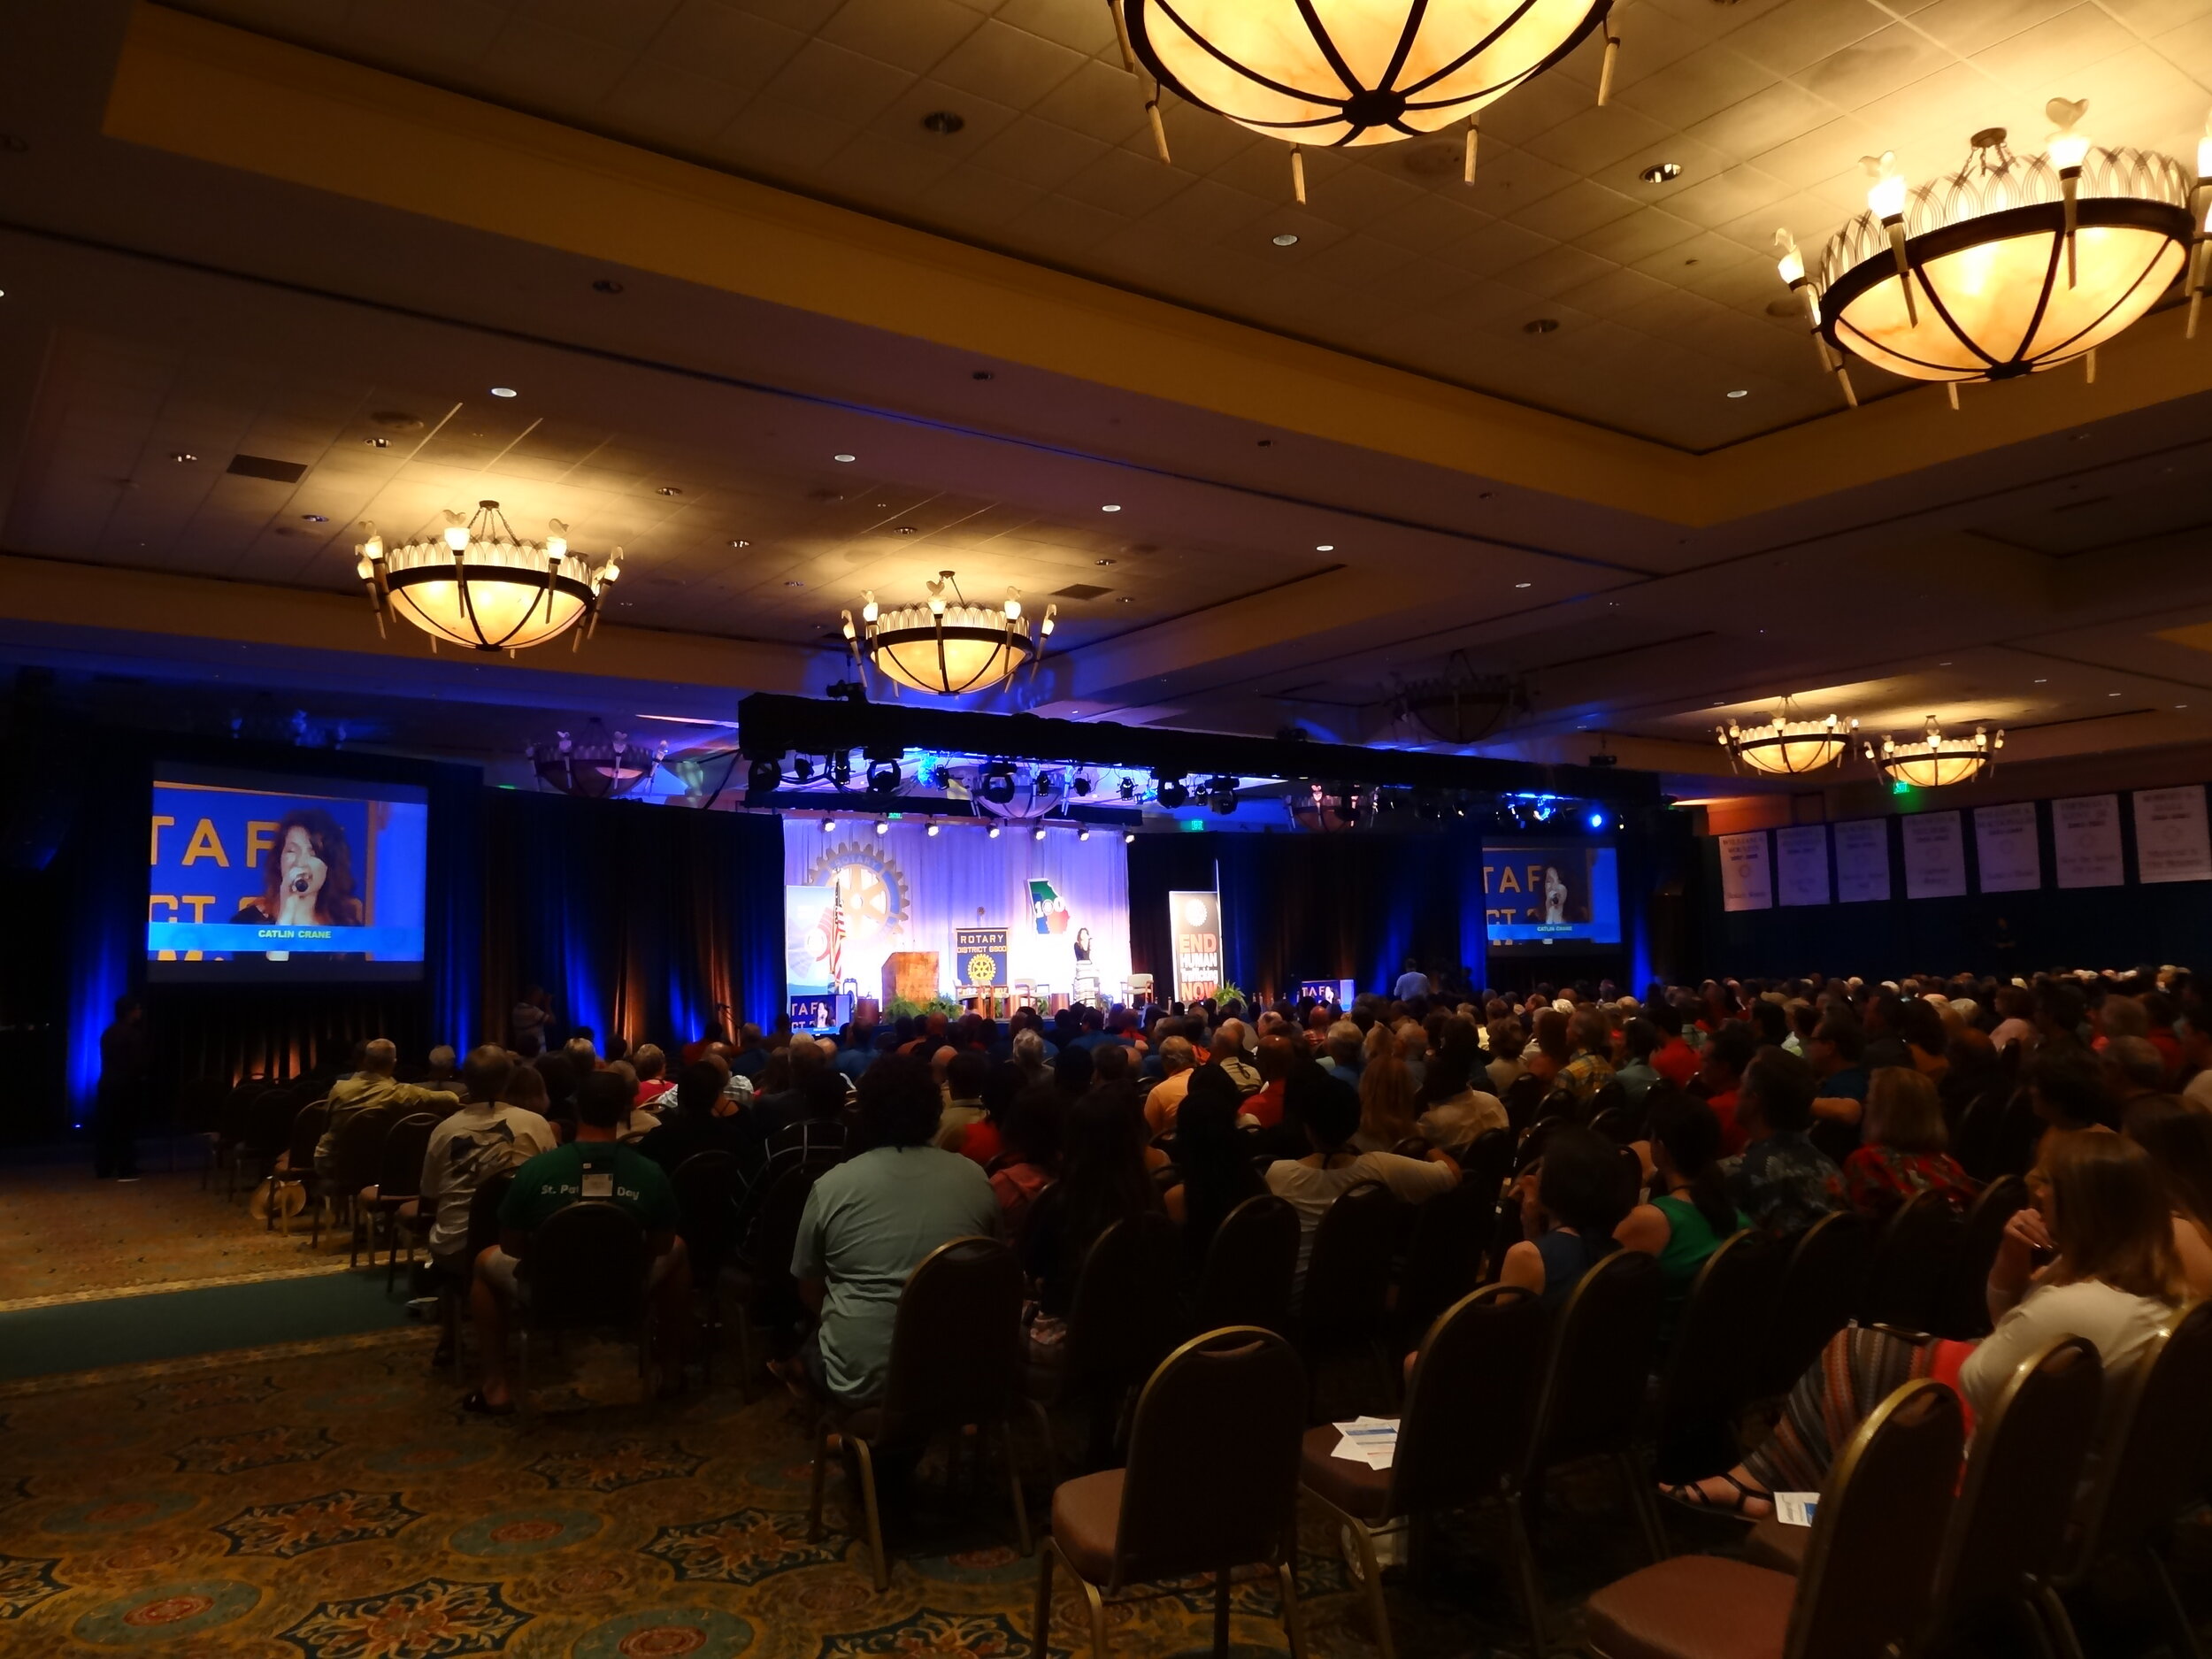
[955,927,1010,994]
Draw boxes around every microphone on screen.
[292,871,311,895]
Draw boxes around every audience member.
[1616,1094,1745,1340]
[1414,1042,1506,1150]
[1353,1053,1419,1152]
[1614,1019,1662,1105]
[1646,1000,1700,1087]
[631,1045,675,1106]
[1723,1050,1842,1239]
[1022,1083,1160,1348]
[638,1060,762,1174]
[1141,1035,1198,1134]
[2119,1094,2212,1299]
[989,1084,1063,1240]
[1485,1018,1528,1096]
[1694,1023,1757,1156]
[316,1039,457,1174]
[1558,1008,1617,1107]
[1497,1125,1624,1309]
[933,1051,992,1155]
[1839,1067,1975,1221]
[1266,1066,1456,1284]
[1164,1067,1263,1270]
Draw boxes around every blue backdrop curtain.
[1128,830,1487,1002]
[1695,800,2212,980]
[478,791,783,1052]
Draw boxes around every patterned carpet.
[0,1324,1669,1659]
[0,1164,350,1310]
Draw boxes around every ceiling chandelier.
[1865,717,2004,787]
[1393,654,1528,745]
[1286,781,1375,832]
[357,501,621,653]
[1776,100,2197,409]
[1119,0,1616,198]
[1717,703,1857,776]
[526,719,665,800]
[841,572,1053,698]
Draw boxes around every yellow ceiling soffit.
[0,552,826,691]
[103,5,2212,528]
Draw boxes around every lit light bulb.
[545,518,568,563]
[2197,114,2212,182]
[1041,604,1057,637]
[2047,129,2091,171]
[860,591,878,626]
[444,524,470,552]
[1867,171,1907,221]
[1776,242,1804,286]
[1004,589,1023,620]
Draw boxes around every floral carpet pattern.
[0,1165,352,1309]
[0,1321,1697,1659]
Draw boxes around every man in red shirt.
[1242,1034,1295,1128]
[1647,1001,1700,1088]
[1697,1023,1757,1156]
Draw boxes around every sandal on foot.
[1660,1473,1772,1519]
[459,1390,516,1418]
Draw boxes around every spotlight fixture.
[747,757,781,794]
[988,825,1002,839]
[793,756,814,784]
[828,750,853,787]
[1118,778,1136,801]
[1125,832,1137,845]
[1079,826,1092,841]
[873,819,890,835]
[1155,773,1189,810]
[979,761,1018,806]
[1207,776,1240,815]
[1586,809,1607,831]
[821,818,836,833]
[1071,772,1093,796]
[926,822,941,837]
[864,757,901,795]
[1033,826,1048,841]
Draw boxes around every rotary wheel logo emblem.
[804,841,909,945]
[966,953,998,987]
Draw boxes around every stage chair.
[1035,1327,1306,1659]
[317,1107,393,1259]
[259,1100,328,1235]
[1582,1379,1964,1659]
[1299,1285,1546,1659]
[806,1236,1033,1591]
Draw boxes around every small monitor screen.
[1484,843,1622,951]
[147,766,429,982]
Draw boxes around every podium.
[883,952,940,1007]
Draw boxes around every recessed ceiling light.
[895,526,918,535]
[1638,161,1682,184]
[833,453,856,463]
[1725,388,1749,398]
[729,539,749,549]
[2178,703,2191,710]
[921,110,965,134]
[1101,504,1121,512]
[1119,596,1135,604]
[2108,690,2123,696]
[657,485,681,496]
[1271,233,1300,246]
[1514,581,1532,588]
[300,513,327,523]
[972,370,995,381]
[172,451,196,463]
[1315,543,1334,551]
[489,387,517,397]
[2033,678,2048,683]
[1523,318,1559,334]
[786,580,805,588]
[1096,557,1114,566]
[364,436,389,449]
[1938,661,1952,666]
[592,278,625,295]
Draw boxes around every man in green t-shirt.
[464,1071,687,1415]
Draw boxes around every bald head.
[362,1038,397,1075]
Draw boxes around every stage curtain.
[1129,830,1485,1002]
[479,793,782,1052]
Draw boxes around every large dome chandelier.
[1717,702,1857,777]
[526,719,665,800]
[1865,717,2004,788]
[841,572,1054,698]
[1393,654,1528,745]
[357,501,621,653]
[1119,0,1616,199]
[1776,100,2197,410]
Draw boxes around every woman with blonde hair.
[1353,1052,1420,1153]
[1663,1133,2181,1518]
[1839,1067,1977,1220]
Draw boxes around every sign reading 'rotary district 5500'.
[955,927,1009,992]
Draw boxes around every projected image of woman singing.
[231,810,365,929]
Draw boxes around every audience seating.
[1859,1188,1962,1333]
[260,1100,328,1235]
[729,1154,841,1395]
[1503,1072,1546,1137]
[1522,1249,1668,1567]
[1590,1105,1643,1146]
[1754,1212,1872,1402]
[1297,1285,1546,1659]
[806,1235,1034,1592]
[669,1150,744,1384]
[1194,1194,1298,1338]
[1297,1181,1405,1414]
[2052,1302,2212,1659]
[1582,1380,1964,1659]
[1393,1179,1495,1346]
[1033,1210,1188,1471]
[1941,1173,2027,1339]
[1649,1228,1783,1482]
[1036,1327,1307,1659]
[514,1200,652,1410]
[318,1107,390,1259]
[370,1110,439,1289]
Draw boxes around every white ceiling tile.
[990,0,1118,56]
[1430,218,1557,278]
[1684,78,1839,160]
[817,0,982,75]
[1519,102,1678,176]
[1971,5,2139,95]
[1506,178,1640,241]
[967,115,1112,188]
[476,19,634,106]
[932,17,1089,108]
[1724,0,1890,79]
[1496,242,1617,298]
[516,0,685,52]
[1361,193,1495,256]
[715,96,862,172]
[1664,161,1793,230]
[758,37,915,126]
[1614,45,1775,132]
[1553,262,1677,319]
[642,1,805,74]
[598,60,755,147]
[997,190,1132,257]
[1058,145,1197,217]
[1906,0,2085,60]
[867,78,1023,148]
[1577,204,1702,264]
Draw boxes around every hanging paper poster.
[2134,786,2212,883]
[1972,802,2040,894]
[1717,831,1772,912]
[2051,795,2124,889]
[1833,820,1891,903]
[1901,811,1967,899]
[1774,825,1831,907]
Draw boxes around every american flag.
[826,885,844,986]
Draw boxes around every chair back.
[1587,1078,1628,1121]
[1194,1194,1298,1336]
[1389,1285,1545,1516]
[670,1150,744,1277]
[374,1112,440,1201]
[1930,1335,2101,1622]
[1503,1071,1546,1136]
[1986,1087,2042,1180]
[1590,1105,1642,1146]
[1806,1116,1859,1168]
[1395,1179,1496,1340]
[1860,1187,1962,1332]
[1525,1248,1663,1473]
[1300,1181,1403,1339]
[327,1107,392,1192]
[1950,1086,2016,1182]
[285,1102,331,1171]
[467,1171,515,1255]
[1942,1173,2026,1338]
[1066,1210,1189,1391]
[741,1153,841,1274]
[1655,1227,1784,1442]
[176,1075,227,1136]
[1460,1126,1515,1203]
[2067,1301,2212,1575]
[1110,1327,1306,1586]
[1757,1210,1873,1397]
[244,1087,301,1158]
[876,1235,1024,1445]
[217,1082,264,1148]
[520,1201,649,1331]
[1783,1380,1966,1659]
[1512,1116,1566,1177]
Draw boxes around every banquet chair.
[1941,1173,2026,1339]
[1860,1187,1962,1333]
[514,1200,652,1410]
[369,1110,438,1288]
[1298,1181,1405,1416]
[1583,1380,1964,1659]
[1036,1327,1306,1659]
[1648,1227,1783,1482]
[1754,1211,1872,1402]
[1194,1194,1297,1339]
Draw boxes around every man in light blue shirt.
[1392,957,1431,1002]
